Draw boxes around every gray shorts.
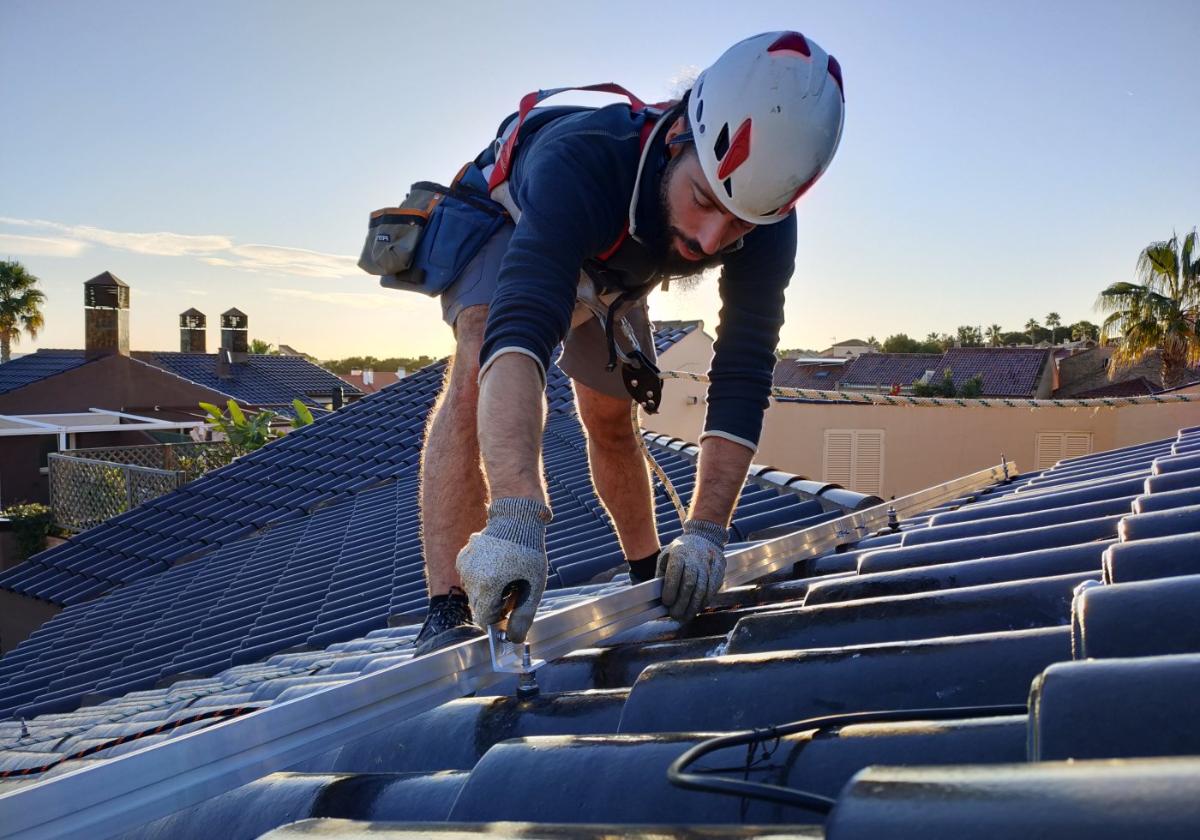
[440,223,656,403]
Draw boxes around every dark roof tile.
[3,368,1197,836]
[0,350,94,395]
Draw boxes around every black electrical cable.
[667,703,1028,813]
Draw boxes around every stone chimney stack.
[220,308,249,362]
[84,271,130,358]
[180,308,206,352]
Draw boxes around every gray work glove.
[656,518,728,621]
[456,497,552,643]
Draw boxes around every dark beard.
[648,151,726,283]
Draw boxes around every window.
[823,429,885,495]
[1035,431,1093,470]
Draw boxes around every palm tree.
[1024,318,1040,344]
[0,260,47,364]
[986,324,1003,347]
[1045,312,1062,344]
[1097,228,1200,388]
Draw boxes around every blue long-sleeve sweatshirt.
[479,102,796,450]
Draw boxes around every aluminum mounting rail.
[0,461,1014,840]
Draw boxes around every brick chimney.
[220,307,248,363]
[180,308,206,352]
[84,271,130,358]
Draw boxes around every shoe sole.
[414,624,485,656]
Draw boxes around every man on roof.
[414,31,845,653]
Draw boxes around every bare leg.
[420,306,489,596]
[574,381,659,558]
[476,353,549,503]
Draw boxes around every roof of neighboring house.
[0,350,95,395]
[940,347,1052,396]
[650,320,702,353]
[132,352,358,409]
[0,349,360,410]
[337,371,404,394]
[830,338,870,347]
[839,353,944,388]
[1070,377,1160,398]
[0,330,845,721]
[772,358,844,390]
[2,425,1197,837]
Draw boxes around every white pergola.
[0,408,208,451]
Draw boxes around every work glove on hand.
[656,518,728,622]
[455,497,552,644]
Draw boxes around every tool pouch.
[359,164,509,296]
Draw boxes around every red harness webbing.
[487,83,669,260]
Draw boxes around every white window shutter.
[824,429,884,494]
[1036,431,1093,470]
[1063,432,1093,459]
[853,430,885,495]
[824,430,854,486]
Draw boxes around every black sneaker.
[413,587,484,655]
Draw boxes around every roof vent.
[220,308,248,362]
[180,308,206,353]
[84,271,130,358]
[215,348,234,379]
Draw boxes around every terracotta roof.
[772,359,843,389]
[939,347,1051,397]
[1071,377,1160,398]
[338,371,404,394]
[840,353,942,388]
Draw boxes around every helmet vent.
[723,178,733,198]
[767,31,811,58]
[715,118,752,180]
[713,123,730,160]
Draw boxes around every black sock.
[627,551,660,584]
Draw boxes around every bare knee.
[576,386,637,452]
[444,305,489,401]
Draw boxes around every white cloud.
[71,224,231,256]
[0,233,88,258]
[213,244,360,278]
[268,287,401,309]
[0,217,358,278]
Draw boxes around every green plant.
[3,502,58,561]
[958,374,985,398]
[1097,228,1200,388]
[911,368,984,398]
[0,259,47,364]
[200,398,315,453]
[291,399,314,429]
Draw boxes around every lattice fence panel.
[49,444,243,533]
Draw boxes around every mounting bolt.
[886,506,900,532]
[1000,454,1010,481]
[516,643,540,700]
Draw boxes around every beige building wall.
[647,328,1199,498]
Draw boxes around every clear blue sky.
[2,0,1197,359]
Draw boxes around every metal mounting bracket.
[486,624,545,674]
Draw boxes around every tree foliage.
[956,325,983,347]
[0,259,47,364]
[881,333,942,354]
[1097,228,1200,388]
[321,355,438,374]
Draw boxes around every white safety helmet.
[687,31,845,225]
